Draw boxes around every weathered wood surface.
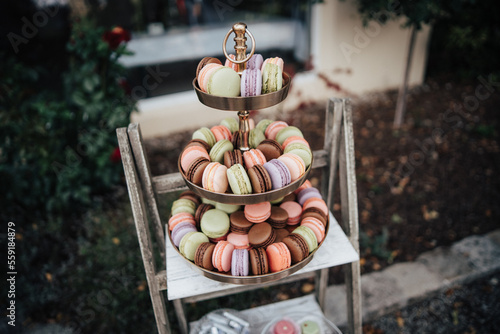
[165,213,359,301]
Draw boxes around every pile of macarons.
[168,180,329,276]
[196,54,284,97]
[180,117,313,195]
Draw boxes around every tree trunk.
[393,24,417,129]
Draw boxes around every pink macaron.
[282,136,310,150]
[211,125,232,142]
[279,201,302,225]
[277,153,305,182]
[198,63,222,92]
[244,201,272,223]
[227,232,250,250]
[266,242,291,273]
[243,148,267,170]
[302,197,329,216]
[265,121,288,141]
[262,57,284,72]
[168,212,196,231]
[202,162,228,193]
[294,179,312,195]
[212,240,234,272]
[301,217,326,243]
[224,54,239,71]
[180,146,210,173]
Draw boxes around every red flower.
[110,147,121,163]
[102,26,131,50]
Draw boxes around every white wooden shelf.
[166,212,359,301]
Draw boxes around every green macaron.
[179,231,209,261]
[275,126,304,145]
[284,142,312,168]
[256,119,273,134]
[214,202,241,214]
[249,128,266,148]
[171,198,196,216]
[192,127,216,148]
[226,164,253,195]
[292,225,318,253]
[262,63,283,94]
[221,117,239,133]
[209,139,234,163]
[200,209,230,239]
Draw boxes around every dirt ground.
[145,76,500,280]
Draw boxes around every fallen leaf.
[397,315,404,328]
[137,281,146,291]
[112,237,120,245]
[45,272,53,282]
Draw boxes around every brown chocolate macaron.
[229,211,254,234]
[267,206,289,229]
[195,203,214,228]
[186,157,210,186]
[282,233,309,264]
[194,242,215,270]
[249,248,269,275]
[248,222,276,248]
[223,149,243,169]
[257,139,283,161]
[196,56,222,78]
[185,139,211,152]
[248,164,272,193]
[274,228,290,243]
[179,190,201,206]
[301,207,328,226]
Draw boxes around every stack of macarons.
[169,185,329,276]
[180,117,312,195]
[196,54,285,97]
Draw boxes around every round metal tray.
[178,157,312,205]
[193,72,291,111]
[169,217,329,284]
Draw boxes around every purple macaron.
[246,53,263,70]
[241,68,262,97]
[231,248,249,276]
[264,159,291,190]
[297,187,323,206]
[171,222,197,247]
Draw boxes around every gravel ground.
[362,269,500,334]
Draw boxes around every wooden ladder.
[116,97,362,333]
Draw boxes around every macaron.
[284,142,313,168]
[224,54,239,71]
[248,222,276,248]
[200,209,230,240]
[256,119,273,134]
[277,153,305,182]
[210,139,234,163]
[279,201,302,225]
[302,197,329,216]
[297,187,322,206]
[294,179,312,195]
[212,240,234,272]
[198,63,223,92]
[263,159,291,190]
[261,63,283,94]
[194,203,214,228]
[192,127,216,148]
[180,145,210,173]
[266,242,291,273]
[202,162,228,193]
[247,53,263,70]
[249,248,269,275]
[171,221,197,247]
[248,164,272,193]
[245,201,272,223]
[273,319,299,334]
[185,139,211,152]
[227,232,250,250]
[275,126,304,145]
[227,164,253,195]
[301,207,328,227]
[282,136,310,151]
[168,212,196,231]
[241,68,262,97]
[265,121,288,141]
[249,128,266,148]
[223,149,243,168]
[301,217,326,243]
[186,157,210,186]
[274,228,290,243]
[208,66,241,97]
[267,206,289,229]
[292,225,318,253]
[179,231,209,261]
[257,139,283,161]
[196,56,222,78]
[229,211,254,234]
[231,248,250,276]
[171,198,196,216]
[214,202,241,214]
[178,190,201,206]
[211,125,232,142]
[282,233,309,264]
[262,57,284,72]
[221,117,239,133]
[243,148,267,170]
[194,242,215,270]
[301,320,320,334]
